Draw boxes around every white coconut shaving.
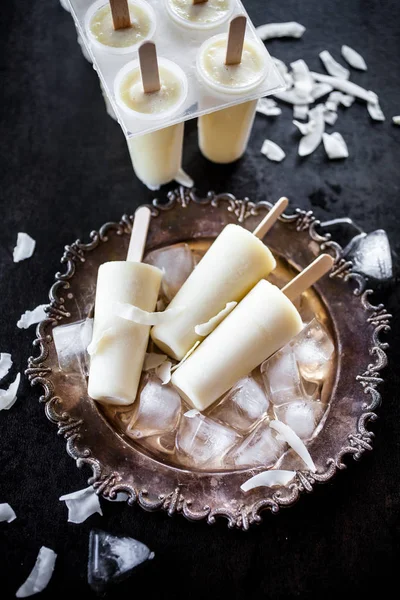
[261,139,286,162]
[323,109,338,126]
[194,302,237,337]
[59,485,102,524]
[13,232,36,263]
[155,360,172,385]
[272,57,293,87]
[170,341,201,373]
[293,119,315,136]
[175,168,194,188]
[367,98,385,121]
[298,104,325,157]
[87,327,115,356]
[0,502,17,522]
[184,409,201,418]
[257,21,305,40]
[325,91,354,111]
[341,45,367,71]
[291,59,314,101]
[273,88,311,105]
[323,132,349,159]
[0,373,21,411]
[256,98,282,117]
[16,547,57,598]
[319,50,350,80]
[270,420,316,472]
[17,304,47,329]
[113,302,184,326]
[0,353,12,381]
[143,352,168,371]
[311,82,334,101]
[392,116,400,126]
[293,104,309,120]
[240,470,296,492]
[311,72,376,103]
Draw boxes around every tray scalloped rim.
[25,188,391,530]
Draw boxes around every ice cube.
[274,400,327,440]
[88,529,154,593]
[225,421,287,468]
[176,412,239,469]
[342,230,393,283]
[52,318,93,376]
[261,349,308,406]
[210,376,269,434]
[126,375,181,439]
[293,320,334,384]
[144,243,195,301]
[139,430,177,456]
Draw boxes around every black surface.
[1,1,399,598]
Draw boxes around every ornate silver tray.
[26,189,391,530]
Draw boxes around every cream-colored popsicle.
[151,198,290,360]
[197,22,268,163]
[88,208,162,405]
[171,255,334,410]
[114,47,188,189]
[165,0,233,30]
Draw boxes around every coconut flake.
[17,304,47,329]
[311,82,334,101]
[311,72,376,103]
[0,373,21,411]
[0,353,12,381]
[298,104,325,157]
[319,50,350,80]
[341,45,367,71]
[273,88,311,105]
[293,104,309,120]
[0,502,16,522]
[170,341,201,373]
[261,139,286,162]
[16,547,57,598]
[143,352,168,371]
[113,302,184,326]
[392,116,400,126]
[257,22,305,40]
[271,57,293,87]
[175,168,194,188]
[13,233,36,263]
[155,360,172,385]
[324,109,338,126]
[256,98,282,117]
[87,327,116,356]
[367,98,385,121]
[270,420,316,472]
[291,59,314,101]
[59,485,102,524]
[323,132,349,159]
[241,470,296,492]
[293,119,315,136]
[184,409,201,418]
[194,302,237,337]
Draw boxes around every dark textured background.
[1,0,399,598]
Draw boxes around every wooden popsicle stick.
[252,197,289,239]
[193,0,208,4]
[139,42,161,94]
[127,206,152,263]
[109,0,131,30]
[282,254,334,302]
[225,15,247,66]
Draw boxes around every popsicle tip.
[253,196,289,239]
[127,205,152,263]
[225,15,247,66]
[139,41,161,93]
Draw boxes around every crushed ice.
[16,547,57,598]
[59,485,103,524]
[13,233,36,263]
[17,304,47,329]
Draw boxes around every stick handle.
[109,0,131,30]
[193,0,208,4]
[282,254,334,301]
[252,197,289,239]
[127,206,152,263]
[139,42,161,94]
[225,16,247,65]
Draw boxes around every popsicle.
[171,254,335,411]
[165,0,234,30]
[151,197,288,360]
[85,0,156,54]
[115,42,188,189]
[88,207,162,405]
[197,16,268,163]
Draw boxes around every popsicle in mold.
[165,0,234,30]
[151,197,289,360]
[171,254,335,411]
[197,16,268,163]
[88,207,162,405]
[114,42,188,190]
